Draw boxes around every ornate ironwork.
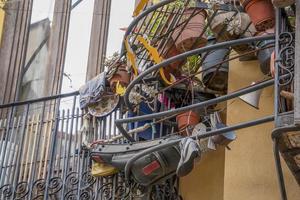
[277,32,295,86]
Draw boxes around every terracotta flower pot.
[109,63,130,91]
[202,38,230,92]
[272,0,294,8]
[176,111,200,136]
[172,8,207,53]
[241,0,275,31]
[256,28,275,75]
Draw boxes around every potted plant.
[171,1,207,53]
[240,0,275,31]
[256,28,275,75]
[170,86,216,136]
[106,53,131,92]
[272,0,295,8]
[210,10,257,55]
[176,111,200,136]
[201,37,230,92]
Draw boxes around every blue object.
[128,102,161,140]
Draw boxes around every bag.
[90,136,181,186]
[131,144,180,186]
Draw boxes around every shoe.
[176,138,201,177]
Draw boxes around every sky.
[31,0,134,93]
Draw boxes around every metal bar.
[71,0,83,10]
[124,35,275,111]
[121,0,175,55]
[0,91,79,109]
[275,8,282,124]
[12,104,30,194]
[28,101,46,199]
[116,77,275,141]
[43,98,61,200]
[294,1,300,124]
[271,125,300,200]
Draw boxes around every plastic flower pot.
[109,62,130,91]
[241,0,275,31]
[256,28,275,75]
[272,0,294,8]
[202,38,230,92]
[128,102,161,140]
[172,8,207,53]
[176,111,200,136]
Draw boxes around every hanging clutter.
[78,0,271,194]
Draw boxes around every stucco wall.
[179,57,300,200]
[180,148,225,200]
[0,4,5,44]
[224,58,300,200]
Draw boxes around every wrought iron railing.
[1,1,297,200]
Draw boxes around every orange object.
[176,111,200,136]
[242,0,275,31]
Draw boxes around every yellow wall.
[224,58,300,200]
[180,148,226,200]
[180,57,300,200]
[0,4,5,44]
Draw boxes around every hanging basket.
[172,8,207,53]
[202,38,230,92]
[272,0,295,8]
[241,0,275,31]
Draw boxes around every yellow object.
[136,35,175,85]
[133,0,150,17]
[116,81,126,96]
[91,162,118,177]
[0,1,5,45]
[124,37,138,76]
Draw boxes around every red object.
[91,155,104,163]
[176,111,200,136]
[142,160,161,175]
[242,0,275,31]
